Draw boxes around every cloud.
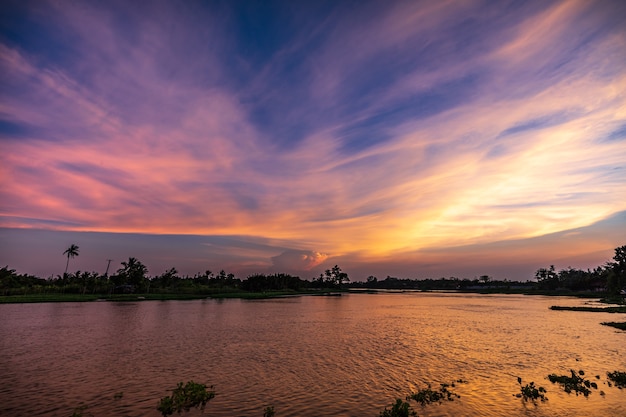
[1,0,625,279]
[271,250,329,273]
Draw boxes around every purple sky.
[1,0,625,281]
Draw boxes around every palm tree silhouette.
[63,244,80,275]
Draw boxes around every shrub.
[547,370,596,396]
[407,383,460,406]
[379,399,417,417]
[516,379,547,402]
[607,371,626,388]
[157,381,215,416]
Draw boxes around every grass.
[0,293,101,303]
[0,289,343,303]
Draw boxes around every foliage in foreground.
[407,383,461,406]
[547,370,597,396]
[379,399,417,417]
[607,371,626,388]
[70,370,626,416]
[378,381,462,417]
[516,378,547,402]
[157,381,215,417]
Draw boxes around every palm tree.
[63,244,80,276]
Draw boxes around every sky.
[1,0,625,281]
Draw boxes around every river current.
[1,293,624,416]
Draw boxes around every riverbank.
[0,289,346,304]
[1,288,624,304]
[549,304,626,331]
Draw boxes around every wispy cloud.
[1,0,624,278]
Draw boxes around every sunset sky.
[1,0,625,281]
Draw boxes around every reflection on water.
[0,294,624,416]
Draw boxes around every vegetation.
[549,303,626,330]
[535,245,626,294]
[547,370,597,396]
[314,265,350,288]
[0,260,347,301]
[351,245,626,295]
[157,381,215,416]
[550,306,626,313]
[602,322,626,330]
[63,244,80,276]
[2,244,624,302]
[407,383,460,406]
[379,399,417,417]
[607,371,626,388]
[516,378,547,402]
[241,273,309,292]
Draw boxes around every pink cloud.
[1,0,624,279]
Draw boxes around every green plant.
[263,405,276,417]
[379,399,417,417]
[607,371,626,388]
[157,381,215,416]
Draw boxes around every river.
[1,293,624,416]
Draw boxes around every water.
[0,293,624,416]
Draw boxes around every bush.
[607,371,626,388]
[517,379,547,402]
[157,381,215,416]
[379,399,417,417]
[547,370,596,396]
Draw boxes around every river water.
[1,293,624,416]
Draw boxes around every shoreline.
[0,289,347,304]
[1,288,623,304]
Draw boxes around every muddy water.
[1,293,624,416]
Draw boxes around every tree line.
[350,245,626,296]
[2,245,625,297]
[0,244,351,296]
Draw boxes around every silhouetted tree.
[116,257,148,292]
[319,265,349,288]
[535,265,559,290]
[63,244,79,276]
[607,245,626,295]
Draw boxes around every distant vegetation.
[1,245,625,301]
[352,245,626,297]
[0,258,349,300]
